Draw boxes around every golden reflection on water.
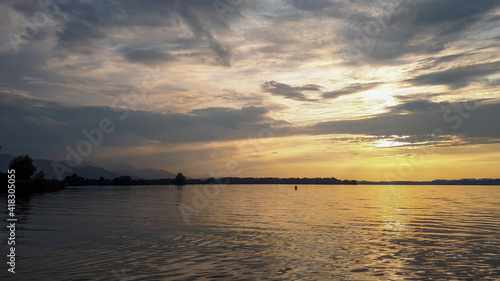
[189,184,500,279]
[4,184,500,280]
[379,185,409,234]
[375,185,415,280]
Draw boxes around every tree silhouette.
[63,174,89,186]
[9,155,37,180]
[114,176,132,185]
[174,173,187,185]
[98,176,107,185]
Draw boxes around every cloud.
[23,115,67,128]
[331,0,500,62]
[177,2,233,66]
[0,91,286,159]
[120,48,176,65]
[307,99,500,145]
[406,61,500,89]
[261,80,320,102]
[2,0,500,178]
[56,20,106,53]
[3,88,499,162]
[428,53,474,67]
[57,0,180,28]
[409,0,499,25]
[262,80,382,102]
[290,0,341,12]
[24,0,240,64]
[322,82,381,99]
[388,99,446,113]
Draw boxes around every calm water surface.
[1,184,500,280]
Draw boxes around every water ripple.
[0,185,499,280]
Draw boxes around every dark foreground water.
[1,184,500,280]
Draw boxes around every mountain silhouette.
[100,160,176,179]
[0,154,175,180]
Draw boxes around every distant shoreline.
[358,179,500,186]
[62,175,500,187]
[62,176,357,186]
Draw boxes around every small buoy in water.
[295,186,297,190]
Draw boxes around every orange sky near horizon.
[1,0,500,180]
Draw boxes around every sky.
[1,0,500,181]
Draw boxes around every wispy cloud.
[406,61,500,89]
[261,81,321,102]
[322,82,382,99]
[1,0,500,178]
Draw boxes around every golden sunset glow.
[1,0,500,181]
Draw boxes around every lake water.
[1,184,500,280]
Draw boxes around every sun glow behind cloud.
[1,0,500,180]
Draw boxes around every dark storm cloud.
[322,82,381,99]
[139,105,279,142]
[1,89,499,161]
[0,91,285,158]
[406,61,500,89]
[261,81,321,102]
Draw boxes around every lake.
[1,184,500,280]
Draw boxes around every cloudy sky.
[1,0,500,180]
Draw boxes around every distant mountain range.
[0,154,176,180]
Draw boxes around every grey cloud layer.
[2,0,500,163]
[10,0,242,64]
[322,82,381,99]
[3,0,500,90]
[262,81,382,101]
[120,48,177,65]
[309,99,500,145]
[309,0,500,62]
[407,61,500,89]
[2,91,499,161]
[0,92,284,158]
